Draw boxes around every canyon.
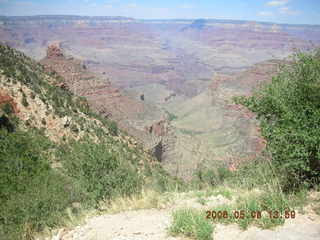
[1,15,320,178]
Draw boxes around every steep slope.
[0,44,178,240]
[163,60,281,179]
[39,43,176,162]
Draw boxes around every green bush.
[58,139,143,204]
[169,209,213,240]
[70,124,79,134]
[165,111,178,121]
[1,103,13,115]
[235,49,320,190]
[0,129,74,240]
[21,94,29,107]
[209,192,287,230]
[108,120,118,136]
[0,44,183,240]
[193,166,233,188]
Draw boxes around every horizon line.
[0,14,319,27]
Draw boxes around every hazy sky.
[0,0,319,24]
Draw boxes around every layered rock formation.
[145,119,168,137]
[46,44,64,58]
[1,15,318,179]
[0,15,318,97]
[40,44,175,161]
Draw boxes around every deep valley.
[1,15,320,178]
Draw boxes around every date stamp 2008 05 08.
[206,210,296,220]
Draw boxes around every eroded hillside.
[39,43,176,162]
[0,44,179,240]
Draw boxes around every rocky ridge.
[40,44,176,161]
[1,15,318,95]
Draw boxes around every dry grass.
[99,189,176,214]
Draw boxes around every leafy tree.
[235,49,320,190]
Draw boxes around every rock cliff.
[40,44,173,160]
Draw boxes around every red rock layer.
[0,89,19,114]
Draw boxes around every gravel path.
[54,208,320,240]
[49,194,320,240]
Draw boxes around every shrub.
[235,49,320,190]
[208,187,294,230]
[1,103,13,115]
[30,92,36,99]
[193,166,233,188]
[58,139,143,204]
[169,208,213,240]
[0,44,184,239]
[21,94,29,107]
[70,124,79,134]
[0,129,74,240]
[0,114,18,132]
[166,111,178,121]
[109,120,118,136]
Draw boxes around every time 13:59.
[268,210,296,219]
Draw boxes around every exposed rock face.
[0,15,317,98]
[206,60,282,166]
[0,89,19,114]
[145,119,168,137]
[144,119,177,162]
[46,44,64,58]
[40,45,170,160]
[162,60,281,180]
[164,93,176,102]
[0,89,19,132]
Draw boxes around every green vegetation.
[2,103,13,115]
[168,159,309,238]
[168,50,320,237]
[169,209,213,240]
[0,44,92,119]
[179,128,198,136]
[165,110,178,121]
[0,44,182,240]
[0,104,18,132]
[58,139,143,205]
[0,124,179,239]
[21,93,29,107]
[235,49,320,190]
[208,190,291,230]
[0,129,72,240]
[194,167,233,188]
[108,120,118,136]
[1,43,320,240]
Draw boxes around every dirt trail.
[56,209,320,240]
[53,194,320,240]
[60,209,176,240]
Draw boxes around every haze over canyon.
[1,15,320,178]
